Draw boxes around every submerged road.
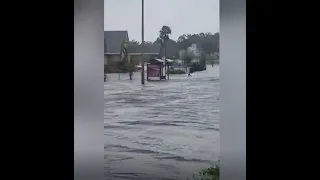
[104,65,220,180]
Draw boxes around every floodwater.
[104,65,220,180]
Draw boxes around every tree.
[159,25,172,57]
[199,51,207,67]
[144,41,153,45]
[159,25,172,42]
[166,39,179,59]
[120,40,132,80]
[153,37,162,44]
[180,49,194,66]
[155,38,179,59]
[129,39,140,45]
[177,34,190,50]
[176,32,219,56]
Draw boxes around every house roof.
[147,58,163,64]
[104,31,129,53]
[147,58,174,64]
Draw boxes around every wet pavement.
[104,65,220,180]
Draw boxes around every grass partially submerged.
[187,163,219,180]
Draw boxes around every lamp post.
[141,0,145,85]
[162,38,166,79]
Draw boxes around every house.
[104,31,160,72]
[104,31,129,65]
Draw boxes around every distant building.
[187,44,200,57]
[104,31,160,67]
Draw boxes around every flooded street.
[104,65,220,180]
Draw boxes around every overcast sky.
[104,0,219,42]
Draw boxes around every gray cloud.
[104,0,219,42]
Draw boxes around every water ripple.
[104,65,220,180]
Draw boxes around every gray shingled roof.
[104,31,129,53]
[104,30,160,54]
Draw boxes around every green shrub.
[187,164,219,180]
[168,69,186,74]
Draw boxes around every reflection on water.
[104,65,220,180]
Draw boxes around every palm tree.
[159,25,172,58]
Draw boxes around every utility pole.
[141,0,145,85]
[161,38,166,79]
